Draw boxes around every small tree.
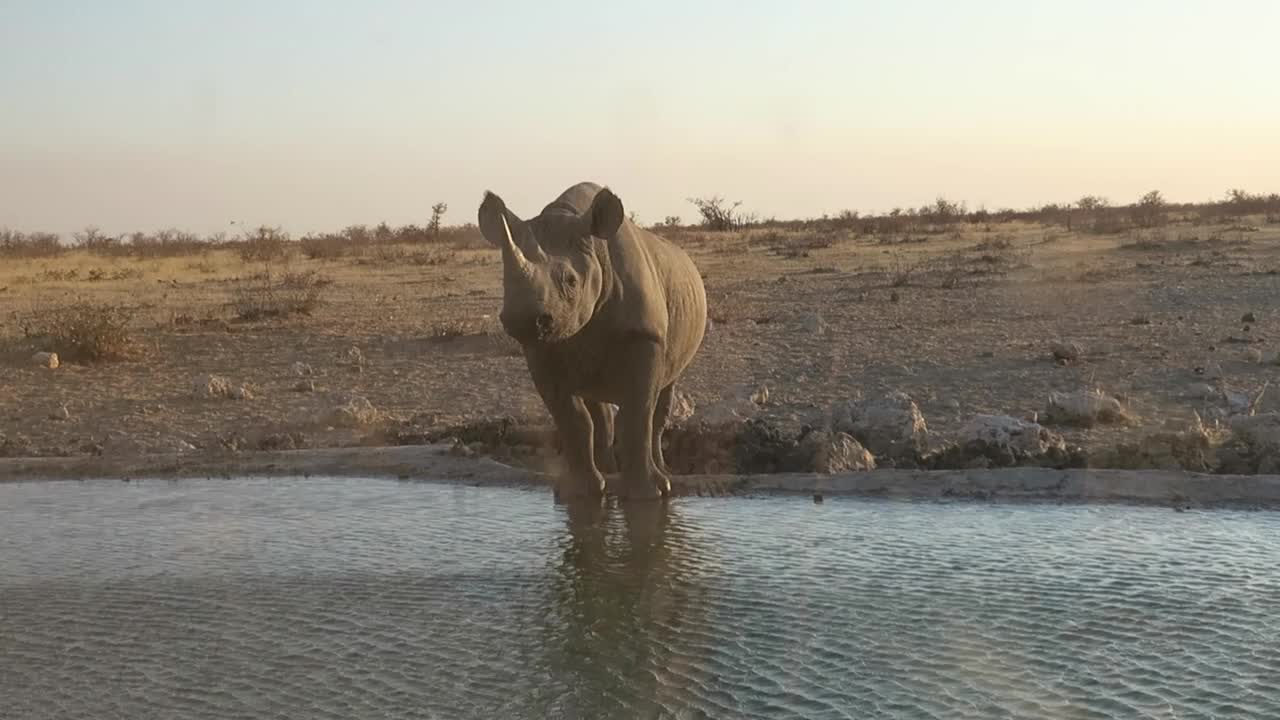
[1077,195,1109,212]
[688,195,745,231]
[429,202,448,240]
[1133,190,1166,228]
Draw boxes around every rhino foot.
[619,469,671,502]
[554,469,606,503]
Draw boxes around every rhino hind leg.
[652,384,674,475]
[588,402,617,475]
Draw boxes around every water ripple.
[2,479,1279,718]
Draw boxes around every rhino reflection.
[544,500,712,716]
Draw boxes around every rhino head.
[478,188,624,344]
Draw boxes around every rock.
[1243,311,1257,323]
[800,312,826,335]
[831,391,929,461]
[192,374,233,399]
[960,414,1065,456]
[230,385,254,401]
[1189,383,1219,401]
[48,404,71,421]
[1196,361,1223,381]
[1223,388,1254,416]
[1230,413,1280,454]
[668,390,696,425]
[32,351,59,369]
[293,379,316,393]
[1044,389,1130,427]
[701,386,765,424]
[292,361,314,377]
[329,396,379,427]
[153,437,198,454]
[800,430,875,473]
[1050,341,1083,363]
[1245,348,1264,363]
[750,385,770,406]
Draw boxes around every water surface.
[2,478,1278,719]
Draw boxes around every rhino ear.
[589,187,625,239]
[478,191,514,249]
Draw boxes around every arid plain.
[4,207,1280,479]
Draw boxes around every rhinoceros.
[477,182,707,501]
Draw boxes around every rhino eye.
[564,274,577,288]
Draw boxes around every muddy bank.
[3,443,1280,509]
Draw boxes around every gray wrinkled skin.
[478,182,707,500]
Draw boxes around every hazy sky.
[2,1,1277,236]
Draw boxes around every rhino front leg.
[539,390,605,501]
[588,402,617,475]
[616,344,671,501]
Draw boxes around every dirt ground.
[3,219,1279,473]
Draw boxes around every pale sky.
[2,1,1277,236]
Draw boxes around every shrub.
[22,302,138,362]
[230,268,330,320]
[236,226,291,263]
[0,230,64,258]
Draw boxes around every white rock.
[32,351,59,369]
[701,385,766,424]
[801,430,875,473]
[48,404,71,421]
[831,391,929,459]
[1044,389,1129,426]
[961,414,1064,455]
[292,361,314,377]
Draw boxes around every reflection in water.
[547,500,711,718]
[2,479,1280,719]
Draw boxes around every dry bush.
[430,319,474,339]
[236,226,291,263]
[122,229,210,258]
[230,268,331,321]
[887,251,919,287]
[86,267,144,282]
[0,230,64,258]
[21,302,138,363]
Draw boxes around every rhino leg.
[535,383,605,501]
[616,345,671,501]
[651,384,674,475]
[588,402,617,475]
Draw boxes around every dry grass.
[230,268,331,321]
[3,211,1280,470]
[20,301,138,363]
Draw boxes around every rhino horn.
[500,214,536,278]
